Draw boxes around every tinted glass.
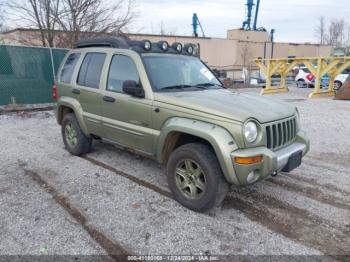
[142,55,221,92]
[342,68,350,74]
[107,55,140,93]
[60,53,80,83]
[78,53,106,88]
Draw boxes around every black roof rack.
[74,37,199,57]
[74,37,129,49]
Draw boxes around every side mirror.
[122,80,145,98]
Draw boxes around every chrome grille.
[266,118,297,151]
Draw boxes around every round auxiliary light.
[172,42,183,53]
[244,121,258,143]
[143,40,152,51]
[187,45,194,54]
[158,41,169,51]
[192,45,198,56]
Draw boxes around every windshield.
[142,54,222,92]
[301,68,311,73]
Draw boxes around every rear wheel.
[297,79,306,88]
[166,143,229,212]
[62,113,92,156]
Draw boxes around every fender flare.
[157,117,240,185]
[56,97,89,135]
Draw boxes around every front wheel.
[61,113,92,156]
[166,143,229,212]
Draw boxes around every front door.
[101,54,154,154]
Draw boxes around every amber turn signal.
[234,155,263,165]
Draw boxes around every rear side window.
[78,53,106,89]
[60,53,80,83]
[107,55,140,93]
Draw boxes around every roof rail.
[74,37,129,49]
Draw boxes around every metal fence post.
[49,47,56,83]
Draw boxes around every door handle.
[103,96,116,103]
[72,88,80,95]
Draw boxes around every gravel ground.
[0,86,349,258]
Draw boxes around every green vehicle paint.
[55,44,310,188]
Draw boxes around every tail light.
[306,74,314,81]
[53,84,58,101]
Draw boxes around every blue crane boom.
[253,0,261,30]
[192,13,205,37]
[242,0,261,31]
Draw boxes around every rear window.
[77,53,106,89]
[60,53,81,83]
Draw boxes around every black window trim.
[105,54,143,94]
[76,52,107,89]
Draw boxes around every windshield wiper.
[195,83,223,88]
[161,85,192,91]
[195,83,216,87]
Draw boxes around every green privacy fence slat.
[0,45,69,105]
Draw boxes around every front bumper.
[230,131,310,185]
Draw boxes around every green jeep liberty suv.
[55,37,310,212]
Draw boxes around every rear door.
[74,52,107,137]
[100,54,154,154]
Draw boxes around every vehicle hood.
[154,89,296,124]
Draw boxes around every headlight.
[244,121,258,143]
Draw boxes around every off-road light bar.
[158,41,169,51]
[172,42,183,53]
[75,37,198,56]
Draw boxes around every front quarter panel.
[157,117,240,185]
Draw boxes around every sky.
[131,0,350,43]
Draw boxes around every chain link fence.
[0,45,69,105]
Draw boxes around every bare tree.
[325,19,346,47]
[56,0,137,48]
[2,0,60,47]
[0,15,4,33]
[158,21,177,36]
[1,0,136,47]
[240,43,253,84]
[315,16,326,45]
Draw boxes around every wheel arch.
[157,117,240,185]
[56,97,89,135]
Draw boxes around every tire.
[61,113,92,156]
[334,81,342,91]
[297,80,305,88]
[166,143,229,212]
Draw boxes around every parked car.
[334,68,350,90]
[55,37,310,212]
[295,66,314,88]
[335,74,350,100]
[294,66,335,89]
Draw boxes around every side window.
[60,53,81,83]
[107,55,140,93]
[78,53,106,89]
